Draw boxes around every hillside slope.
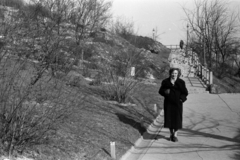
[78,29,171,80]
[0,4,171,160]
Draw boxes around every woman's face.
[171,70,178,79]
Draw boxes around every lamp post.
[187,24,193,64]
[199,15,208,67]
[205,20,209,67]
[186,24,189,56]
[201,27,206,67]
[152,29,155,41]
[203,20,208,67]
[200,21,206,67]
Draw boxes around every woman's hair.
[169,68,181,78]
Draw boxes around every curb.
[120,111,164,160]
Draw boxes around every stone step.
[185,82,206,85]
[187,73,195,77]
[169,51,208,95]
[186,86,206,89]
[186,81,206,85]
[186,84,207,87]
[188,86,207,89]
[189,91,209,94]
[188,89,207,93]
[187,87,206,90]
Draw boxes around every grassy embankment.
[0,54,167,160]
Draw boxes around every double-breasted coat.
[159,77,188,130]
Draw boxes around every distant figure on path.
[159,68,188,142]
[179,40,184,50]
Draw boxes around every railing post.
[209,71,213,85]
[203,66,206,82]
[200,65,202,78]
[203,67,206,81]
[206,69,209,85]
[204,68,207,83]
[203,67,205,81]
[199,64,201,77]
[195,61,198,76]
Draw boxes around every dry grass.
[47,81,164,160]
[3,69,164,160]
[0,39,168,160]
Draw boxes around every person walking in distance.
[159,68,188,142]
[179,40,184,50]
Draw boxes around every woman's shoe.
[169,135,174,141]
[172,136,178,142]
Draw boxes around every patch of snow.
[84,77,94,81]
[0,156,34,160]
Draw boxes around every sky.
[23,0,191,45]
[22,0,240,46]
[111,0,240,45]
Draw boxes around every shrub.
[66,72,89,87]
[89,79,101,86]
[0,0,24,9]
[0,58,80,156]
[103,77,137,103]
[96,48,143,103]
[88,73,102,86]
[81,66,91,78]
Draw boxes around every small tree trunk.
[80,49,84,68]
[8,122,16,157]
[82,49,84,62]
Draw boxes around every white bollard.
[153,104,157,113]
[130,67,135,77]
[110,142,116,159]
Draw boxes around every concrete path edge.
[120,110,164,160]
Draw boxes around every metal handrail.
[194,60,213,85]
[169,48,213,86]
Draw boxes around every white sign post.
[110,142,116,159]
[130,67,135,77]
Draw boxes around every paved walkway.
[120,49,240,160]
[121,92,240,160]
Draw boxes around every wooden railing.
[167,46,213,86]
[196,64,213,85]
[192,52,213,86]
[165,45,180,50]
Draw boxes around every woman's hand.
[165,89,170,95]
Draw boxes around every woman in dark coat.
[159,68,188,142]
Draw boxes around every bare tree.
[97,46,148,103]
[111,17,135,40]
[182,0,239,77]
[0,1,84,156]
[69,0,112,64]
[18,0,78,80]
[0,0,24,9]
